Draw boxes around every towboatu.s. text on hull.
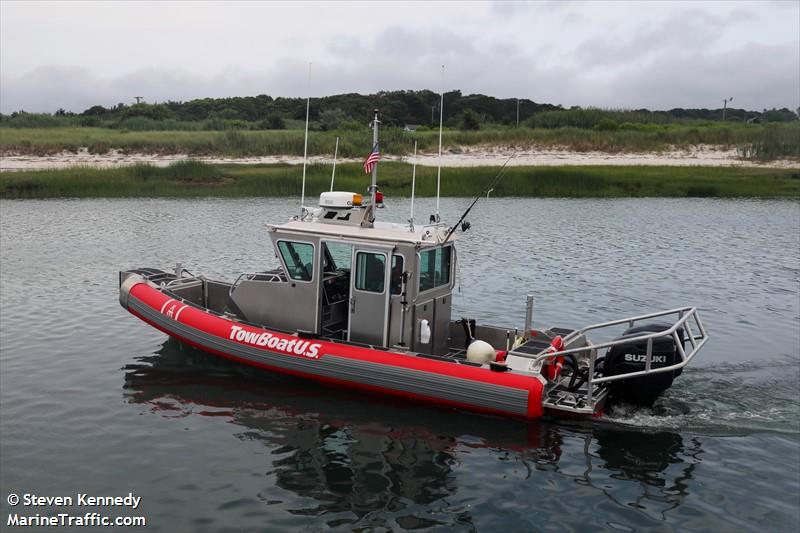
[119,111,708,420]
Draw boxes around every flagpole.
[300,62,311,220]
[435,64,444,222]
[330,136,339,191]
[363,109,380,228]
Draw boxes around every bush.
[594,118,619,131]
[461,110,480,131]
[320,108,347,131]
[122,104,174,121]
[79,116,101,127]
[202,118,252,131]
[339,120,362,130]
[82,105,108,116]
[2,112,75,128]
[209,108,241,120]
[261,114,286,130]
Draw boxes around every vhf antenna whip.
[442,154,515,244]
[434,64,445,223]
[299,61,312,220]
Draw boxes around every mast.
[362,109,380,227]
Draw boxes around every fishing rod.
[441,154,515,244]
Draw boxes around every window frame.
[416,244,454,295]
[276,239,316,283]
[353,250,388,295]
[390,254,405,296]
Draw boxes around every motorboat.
[119,111,708,420]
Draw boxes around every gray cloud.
[574,8,750,69]
[591,40,800,110]
[491,0,574,16]
[1,1,797,113]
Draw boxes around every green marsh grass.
[2,160,797,199]
[2,122,798,160]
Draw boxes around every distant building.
[403,124,420,132]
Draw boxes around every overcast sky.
[1,0,798,113]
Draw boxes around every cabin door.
[348,245,392,346]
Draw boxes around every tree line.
[2,90,797,130]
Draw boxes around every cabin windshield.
[277,240,314,281]
[419,245,451,292]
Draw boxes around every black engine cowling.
[603,322,685,406]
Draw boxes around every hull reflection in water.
[123,339,702,526]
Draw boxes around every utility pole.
[431,105,435,124]
[134,96,143,104]
[516,98,520,127]
[722,97,733,121]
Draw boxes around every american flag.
[363,143,380,174]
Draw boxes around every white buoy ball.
[466,340,496,364]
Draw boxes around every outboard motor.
[604,323,685,406]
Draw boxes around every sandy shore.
[1,145,797,171]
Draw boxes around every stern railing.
[506,306,709,413]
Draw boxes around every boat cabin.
[227,191,457,354]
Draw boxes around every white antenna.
[409,140,417,231]
[300,62,311,220]
[329,136,339,191]
[435,64,445,222]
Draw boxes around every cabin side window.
[277,241,314,282]
[391,255,404,295]
[419,246,451,292]
[354,251,386,293]
[323,241,352,272]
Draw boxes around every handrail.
[165,275,203,289]
[229,271,285,296]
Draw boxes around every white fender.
[466,340,496,364]
[419,319,431,344]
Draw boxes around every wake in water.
[603,357,800,435]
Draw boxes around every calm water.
[1,197,799,532]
